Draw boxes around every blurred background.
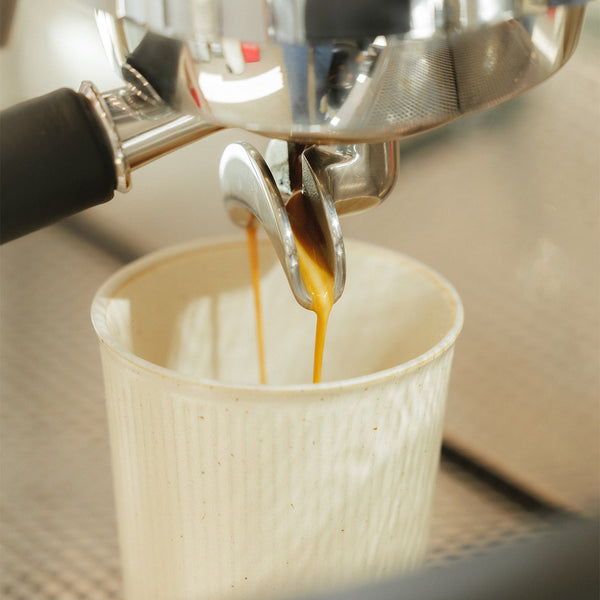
[1,0,598,597]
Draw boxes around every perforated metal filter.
[1,226,556,599]
[351,17,566,136]
[449,21,547,112]
[363,40,458,132]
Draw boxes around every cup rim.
[91,236,464,393]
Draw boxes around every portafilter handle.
[0,80,398,245]
[0,88,117,243]
[0,81,219,244]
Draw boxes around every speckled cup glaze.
[91,238,463,600]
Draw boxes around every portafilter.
[0,0,587,282]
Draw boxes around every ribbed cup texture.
[101,345,454,600]
[93,240,462,599]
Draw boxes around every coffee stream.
[287,191,335,384]
[246,225,267,384]
[246,192,335,384]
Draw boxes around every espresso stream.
[246,225,267,384]
[246,191,335,384]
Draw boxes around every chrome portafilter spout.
[220,142,319,309]
[219,139,398,309]
[219,142,343,310]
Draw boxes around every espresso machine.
[0,3,598,598]
[0,0,588,304]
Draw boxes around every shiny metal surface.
[82,79,220,182]
[80,11,221,179]
[219,141,345,308]
[91,0,587,141]
[79,80,132,191]
[221,137,400,307]
[102,88,219,170]
[265,140,399,216]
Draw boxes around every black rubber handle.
[0,88,117,243]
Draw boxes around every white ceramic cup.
[91,238,463,600]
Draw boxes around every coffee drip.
[246,225,267,385]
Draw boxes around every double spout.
[220,140,398,309]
